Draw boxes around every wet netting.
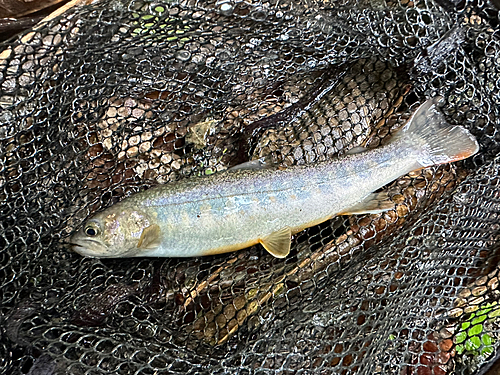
[1,0,500,373]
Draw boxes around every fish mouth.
[70,243,100,258]
[69,238,114,258]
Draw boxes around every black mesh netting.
[1,0,500,373]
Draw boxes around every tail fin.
[393,98,479,167]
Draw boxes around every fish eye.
[84,222,100,237]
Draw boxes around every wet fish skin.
[70,98,479,259]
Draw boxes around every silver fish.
[70,98,479,258]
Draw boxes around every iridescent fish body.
[70,99,479,258]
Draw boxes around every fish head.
[70,207,159,258]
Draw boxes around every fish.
[70,98,479,259]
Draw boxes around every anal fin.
[339,192,394,215]
[259,227,291,258]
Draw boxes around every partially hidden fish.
[70,98,479,259]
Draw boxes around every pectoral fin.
[259,227,291,258]
[339,192,394,215]
[137,224,162,249]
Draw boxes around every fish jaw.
[70,236,142,258]
[72,244,109,258]
[70,236,112,257]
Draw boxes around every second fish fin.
[137,224,162,250]
[339,192,395,215]
[259,227,291,258]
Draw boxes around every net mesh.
[1,0,500,373]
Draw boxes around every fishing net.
[1,0,500,373]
